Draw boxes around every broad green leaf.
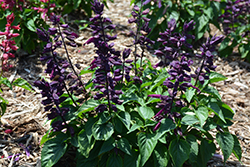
[185,87,196,103]
[239,44,250,59]
[127,118,144,134]
[156,118,176,139]
[153,142,169,167]
[203,85,221,100]
[79,67,94,75]
[98,137,115,155]
[26,19,36,32]
[181,114,199,126]
[85,117,96,142]
[117,138,132,155]
[106,152,123,167]
[78,130,96,158]
[77,99,100,118]
[138,106,154,120]
[117,111,131,130]
[141,82,153,88]
[209,72,227,83]
[216,132,234,162]
[150,71,169,91]
[208,102,226,123]
[92,122,114,141]
[138,132,157,166]
[197,14,209,32]
[168,11,180,22]
[200,139,216,166]
[232,135,242,161]
[73,0,81,9]
[169,139,190,167]
[219,37,230,51]
[204,7,214,19]
[195,106,208,126]
[124,149,141,167]
[0,77,12,90]
[186,135,199,164]
[12,78,33,91]
[41,134,68,167]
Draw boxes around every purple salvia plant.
[219,0,250,35]
[128,0,154,76]
[34,15,81,135]
[86,0,125,112]
[149,19,224,134]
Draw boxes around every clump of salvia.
[150,19,223,133]
[86,0,129,112]
[128,0,154,76]
[34,14,82,135]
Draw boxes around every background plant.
[131,0,226,48]
[0,13,33,119]
[218,0,250,61]
[0,0,56,53]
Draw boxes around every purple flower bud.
[142,8,150,15]
[148,94,161,98]
[61,24,69,28]
[133,5,140,11]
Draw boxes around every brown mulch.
[0,0,250,166]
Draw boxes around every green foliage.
[132,0,225,46]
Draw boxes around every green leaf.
[117,138,132,155]
[26,19,36,32]
[98,137,115,155]
[216,132,234,162]
[169,139,190,167]
[232,135,242,161]
[150,71,169,91]
[208,102,226,123]
[73,0,81,9]
[85,117,96,142]
[79,67,94,75]
[156,118,176,139]
[12,78,33,91]
[138,132,157,166]
[153,142,169,167]
[203,85,221,100]
[124,149,141,167]
[117,111,131,130]
[181,114,199,126]
[77,99,100,118]
[92,122,114,141]
[168,11,180,22]
[41,134,68,167]
[219,37,230,51]
[106,152,123,167]
[141,82,153,88]
[186,135,199,164]
[0,101,7,116]
[209,72,227,83]
[185,87,196,103]
[197,14,209,32]
[239,44,250,59]
[195,106,208,126]
[200,139,216,166]
[78,130,96,158]
[0,77,12,90]
[204,7,214,19]
[138,106,154,120]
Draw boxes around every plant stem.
[51,53,78,107]
[57,25,88,99]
